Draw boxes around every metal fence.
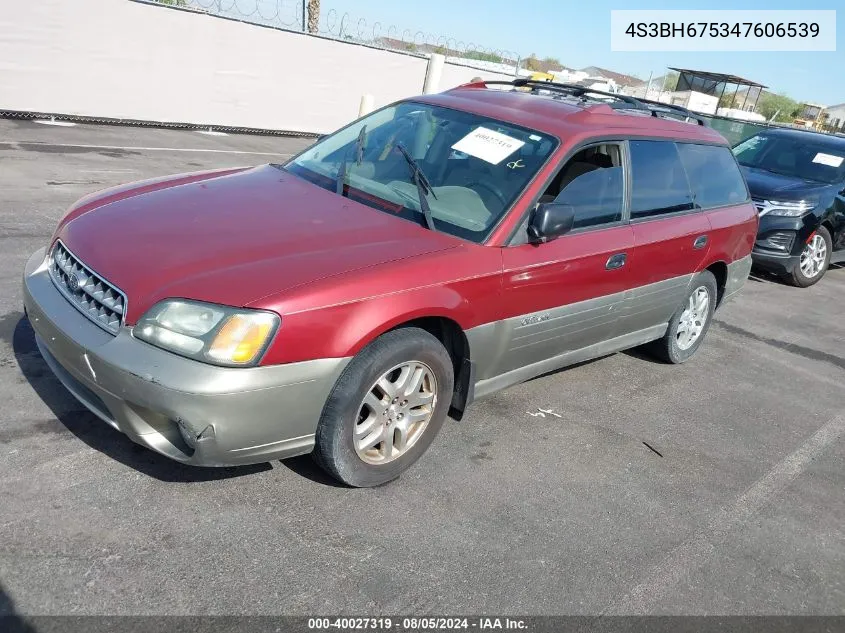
[699,115,771,145]
[157,0,305,30]
[146,0,524,72]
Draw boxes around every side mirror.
[527,202,576,243]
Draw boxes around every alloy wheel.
[799,234,827,279]
[353,361,437,465]
[676,286,710,351]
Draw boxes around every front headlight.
[765,199,816,217]
[134,299,279,366]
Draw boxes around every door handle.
[693,235,708,249]
[606,253,627,270]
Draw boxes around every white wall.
[686,91,719,115]
[825,105,845,130]
[438,62,513,90]
[716,108,766,122]
[0,0,514,134]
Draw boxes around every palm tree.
[307,0,320,34]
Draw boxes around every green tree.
[542,56,563,69]
[463,51,503,63]
[756,92,801,122]
[663,71,679,91]
[719,93,739,109]
[524,54,542,72]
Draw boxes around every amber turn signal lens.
[207,313,277,364]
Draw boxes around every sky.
[318,0,844,105]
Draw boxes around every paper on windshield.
[451,127,525,165]
[812,152,844,168]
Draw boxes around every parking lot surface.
[0,119,843,616]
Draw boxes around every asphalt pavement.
[0,118,843,616]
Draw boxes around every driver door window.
[494,142,633,379]
[540,144,624,230]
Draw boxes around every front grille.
[49,241,126,334]
[752,198,766,214]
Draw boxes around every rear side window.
[629,141,695,219]
[677,143,748,208]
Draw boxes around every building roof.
[669,68,768,88]
[579,66,645,87]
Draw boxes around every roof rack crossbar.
[510,78,644,107]
[635,97,707,125]
[611,102,707,126]
[466,79,707,127]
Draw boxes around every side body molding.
[464,274,693,400]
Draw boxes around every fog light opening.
[176,419,198,449]
[176,418,215,450]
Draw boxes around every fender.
[703,203,757,266]
[255,247,504,366]
[258,283,480,365]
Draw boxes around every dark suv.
[734,128,845,287]
[23,80,757,486]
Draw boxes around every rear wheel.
[647,270,718,364]
[313,327,454,487]
[786,226,831,288]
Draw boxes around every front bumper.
[751,249,800,275]
[751,213,818,275]
[23,248,350,467]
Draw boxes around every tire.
[647,270,718,364]
[786,226,831,288]
[312,327,454,487]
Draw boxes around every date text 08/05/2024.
[307,617,528,630]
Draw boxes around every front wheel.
[786,226,831,288]
[647,270,718,364]
[312,327,454,487]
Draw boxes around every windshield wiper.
[336,125,367,196]
[395,143,437,231]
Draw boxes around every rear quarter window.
[629,140,695,219]
[677,143,749,209]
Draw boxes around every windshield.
[284,102,558,242]
[733,134,845,184]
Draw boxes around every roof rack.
[512,78,646,106]
[631,97,708,126]
[471,79,708,126]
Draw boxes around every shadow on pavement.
[748,268,783,284]
[0,583,36,633]
[619,346,666,364]
[278,455,347,488]
[11,314,270,484]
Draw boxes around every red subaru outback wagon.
[23,80,757,486]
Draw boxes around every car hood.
[740,165,834,201]
[54,165,458,322]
